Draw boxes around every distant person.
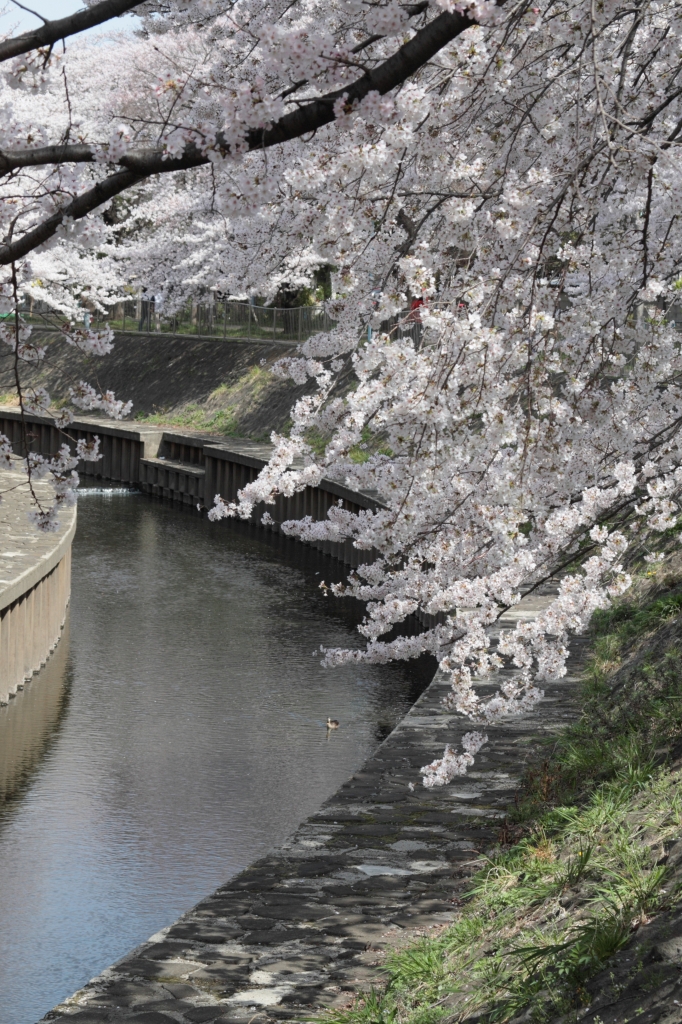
[138,293,149,331]
[409,296,425,320]
[139,292,155,331]
[408,296,425,344]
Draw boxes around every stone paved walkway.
[44,595,586,1024]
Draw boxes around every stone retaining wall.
[0,467,76,705]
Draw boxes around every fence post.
[298,306,302,342]
[273,307,277,341]
[223,302,227,339]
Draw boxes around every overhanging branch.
[0,0,146,63]
[0,7,483,264]
[1,169,145,263]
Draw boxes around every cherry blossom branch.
[0,7,486,264]
[9,261,45,515]
[0,168,145,263]
[0,0,146,63]
[0,9,479,172]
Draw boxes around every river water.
[0,492,432,1024]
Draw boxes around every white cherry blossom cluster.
[0,433,13,471]
[61,325,115,357]
[0,322,46,362]
[420,731,488,788]
[0,440,100,531]
[23,387,51,415]
[68,381,132,420]
[364,2,409,36]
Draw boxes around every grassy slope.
[0,333,314,442]
[132,365,278,439]
[324,549,682,1024]
[0,333,369,446]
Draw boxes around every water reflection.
[0,492,432,1024]
[0,623,71,803]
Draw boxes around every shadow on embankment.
[0,333,317,441]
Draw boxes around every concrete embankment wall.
[0,469,76,705]
[0,619,70,800]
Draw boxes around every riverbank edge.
[0,407,445,626]
[0,469,75,705]
[38,586,587,1024]
[3,415,679,1024]
[0,406,384,559]
[0,408,573,1024]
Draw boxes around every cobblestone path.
[44,595,585,1024]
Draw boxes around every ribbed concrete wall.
[0,468,76,705]
[0,618,70,801]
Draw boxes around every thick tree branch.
[0,0,146,63]
[249,9,474,148]
[0,8,477,175]
[0,7,483,264]
[0,143,97,170]
[0,169,144,263]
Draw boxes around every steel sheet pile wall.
[204,445,379,567]
[0,408,381,569]
[0,411,162,486]
[139,432,206,507]
[0,406,438,688]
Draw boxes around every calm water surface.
[0,492,431,1024]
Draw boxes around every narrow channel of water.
[0,492,432,1024]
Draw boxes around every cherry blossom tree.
[1,0,682,782]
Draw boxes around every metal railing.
[13,295,682,347]
[17,298,336,344]
[12,296,442,346]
